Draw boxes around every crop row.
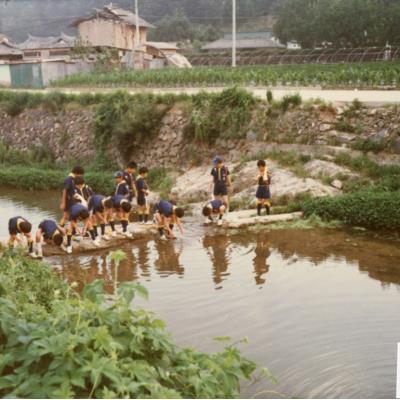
[51,61,400,88]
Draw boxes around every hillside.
[0,0,278,41]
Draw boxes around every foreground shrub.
[0,251,67,314]
[303,191,400,230]
[0,253,259,399]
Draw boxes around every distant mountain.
[0,0,278,42]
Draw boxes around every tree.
[148,9,195,42]
[274,0,400,48]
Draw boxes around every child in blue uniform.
[136,167,150,224]
[88,194,114,240]
[60,165,84,226]
[209,156,231,211]
[255,160,272,216]
[202,199,226,226]
[67,203,99,253]
[73,176,93,208]
[8,216,35,257]
[123,161,137,201]
[114,171,130,198]
[154,199,185,240]
[110,194,133,238]
[35,219,66,258]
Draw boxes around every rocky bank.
[1,100,399,207]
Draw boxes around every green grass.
[333,153,400,191]
[50,61,400,88]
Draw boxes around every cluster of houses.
[0,3,191,88]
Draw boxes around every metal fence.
[187,47,400,67]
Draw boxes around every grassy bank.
[0,251,261,398]
[0,165,115,193]
[50,62,400,89]
[303,191,400,230]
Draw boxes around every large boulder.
[171,160,339,205]
[304,159,358,179]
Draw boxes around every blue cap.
[114,171,124,178]
[213,156,222,165]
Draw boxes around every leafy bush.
[0,251,68,314]
[0,253,259,399]
[303,191,400,229]
[147,167,174,199]
[187,87,257,143]
[92,92,170,160]
[278,93,302,112]
[266,90,273,104]
[0,91,44,116]
[352,138,387,153]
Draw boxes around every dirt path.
[7,86,400,105]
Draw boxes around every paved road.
[7,86,400,105]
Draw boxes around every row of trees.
[147,10,222,45]
[274,0,400,48]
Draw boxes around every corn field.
[51,61,400,89]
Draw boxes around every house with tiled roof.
[18,33,76,59]
[71,3,154,51]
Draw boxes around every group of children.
[7,157,271,258]
[202,156,272,224]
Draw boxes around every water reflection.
[203,234,231,286]
[51,227,400,291]
[253,236,271,285]
[154,240,184,277]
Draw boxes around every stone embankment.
[1,102,400,166]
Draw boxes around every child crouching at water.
[8,216,35,257]
[255,160,272,216]
[110,195,133,238]
[154,200,185,240]
[202,199,226,226]
[88,194,114,240]
[67,203,100,253]
[35,220,66,258]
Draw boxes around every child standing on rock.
[60,166,84,227]
[123,161,138,202]
[255,160,272,216]
[209,156,231,212]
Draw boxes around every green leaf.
[82,279,104,303]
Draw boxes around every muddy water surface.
[1,189,400,398]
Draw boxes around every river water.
[1,188,400,398]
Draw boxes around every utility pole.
[232,0,237,67]
[134,0,140,48]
